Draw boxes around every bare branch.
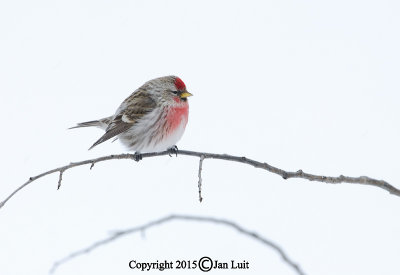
[49,214,306,275]
[197,155,205,202]
[57,170,64,190]
[1,149,398,210]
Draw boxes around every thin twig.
[197,155,205,202]
[57,170,64,190]
[49,214,305,275]
[1,149,398,210]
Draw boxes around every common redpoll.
[71,76,192,153]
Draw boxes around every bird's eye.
[171,91,179,95]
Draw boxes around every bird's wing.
[89,90,156,150]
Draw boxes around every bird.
[70,76,193,157]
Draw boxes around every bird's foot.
[133,152,142,162]
[168,145,178,157]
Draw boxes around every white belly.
[118,108,188,153]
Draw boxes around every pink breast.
[166,103,189,133]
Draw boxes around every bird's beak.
[180,91,193,99]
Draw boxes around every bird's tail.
[69,116,112,130]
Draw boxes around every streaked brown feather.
[69,116,113,130]
[89,91,157,150]
[69,120,101,129]
[89,120,132,150]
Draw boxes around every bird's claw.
[168,145,178,157]
[133,152,142,162]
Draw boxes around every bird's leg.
[133,152,142,162]
[168,145,178,157]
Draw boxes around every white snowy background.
[1,0,399,275]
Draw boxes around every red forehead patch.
[174,77,186,90]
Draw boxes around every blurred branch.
[1,149,399,209]
[49,214,306,275]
